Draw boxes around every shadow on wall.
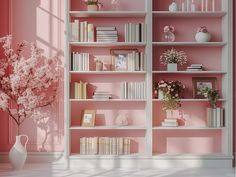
[4,0,65,152]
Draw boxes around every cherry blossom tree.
[0,35,60,135]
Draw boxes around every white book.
[140,52,144,71]
[84,21,88,42]
[96,26,116,31]
[164,118,178,123]
[216,108,221,127]
[80,22,84,42]
[135,24,139,42]
[78,53,82,71]
[161,122,178,127]
[71,20,79,41]
[212,108,217,127]
[128,23,132,42]
[125,24,128,42]
[135,52,140,71]
[88,24,94,42]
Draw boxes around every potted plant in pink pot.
[0,35,60,170]
[195,26,211,42]
[83,0,103,11]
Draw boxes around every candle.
[212,0,215,11]
[201,0,204,11]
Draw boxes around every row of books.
[206,108,224,127]
[125,23,146,42]
[92,91,112,100]
[80,137,131,155]
[70,20,94,42]
[71,52,90,71]
[187,64,203,71]
[96,26,118,43]
[70,81,87,99]
[121,82,146,99]
[125,51,145,71]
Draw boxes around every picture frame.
[110,49,138,71]
[81,110,96,127]
[192,77,217,99]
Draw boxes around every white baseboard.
[0,152,64,163]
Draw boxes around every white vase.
[167,63,177,71]
[169,2,178,12]
[9,135,29,170]
[158,90,164,99]
[87,4,98,11]
[195,32,211,42]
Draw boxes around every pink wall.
[0,0,64,152]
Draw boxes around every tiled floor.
[0,163,235,177]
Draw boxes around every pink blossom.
[197,26,208,33]
[164,25,175,33]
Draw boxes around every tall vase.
[9,135,29,170]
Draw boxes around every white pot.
[195,32,211,42]
[87,4,98,11]
[169,2,178,12]
[167,63,177,71]
[166,109,180,119]
[9,135,28,170]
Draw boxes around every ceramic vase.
[163,31,175,42]
[195,32,211,42]
[167,63,177,71]
[169,1,178,11]
[87,4,98,11]
[158,90,164,99]
[9,135,29,170]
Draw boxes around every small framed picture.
[81,110,96,127]
[110,49,137,71]
[192,77,217,99]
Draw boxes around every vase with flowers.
[154,80,185,120]
[83,0,103,11]
[195,26,211,42]
[162,25,175,42]
[160,48,187,71]
[0,35,60,170]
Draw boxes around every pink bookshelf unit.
[64,0,233,168]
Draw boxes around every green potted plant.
[83,0,103,11]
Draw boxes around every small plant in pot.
[83,0,103,11]
[160,48,187,71]
[195,26,211,42]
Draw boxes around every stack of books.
[120,82,146,99]
[70,19,95,42]
[70,81,87,99]
[186,64,203,71]
[161,118,178,127]
[71,52,90,71]
[92,91,112,100]
[127,51,145,71]
[124,23,146,42]
[207,108,224,127]
[96,26,118,42]
[80,137,131,155]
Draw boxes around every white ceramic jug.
[169,2,178,12]
[9,135,29,170]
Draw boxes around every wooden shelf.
[70,71,146,74]
[152,11,227,18]
[70,11,147,17]
[69,153,146,159]
[152,99,226,102]
[70,99,147,102]
[70,126,147,130]
[70,42,146,47]
[153,71,227,74]
[152,126,225,130]
[152,42,227,46]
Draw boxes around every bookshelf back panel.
[71,130,146,154]
[153,17,222,42]
[152,74,223,99]
[152,102,223,127]
[152,130,222,154]
[71,102,146,126]
[71,0,146,11]
[152,0,222,11]
[70,17,145,42]
[153,46,222,71]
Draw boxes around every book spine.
[88,24,94,42]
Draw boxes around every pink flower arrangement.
[83,0,103,8]
[197,26,208,33]
[163,25,175,33]
[153,80,185,110]
[0,35,61,135]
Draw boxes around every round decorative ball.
[195,32,211,42]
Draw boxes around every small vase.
[167,63,177,71]
[163,31,175,42]
[96,62,103,71]
[87,4,98,11]
[158,90,164,99]
[195,32,211,42]
[9,135,29,170]
[169,1,178,12]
